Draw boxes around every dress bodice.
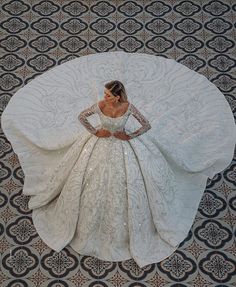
[97,102,131,134]
[78,102,151,139]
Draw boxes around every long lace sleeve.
[78,103,98,135]
[128,104,151,139]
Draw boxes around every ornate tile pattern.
[0,0,236,286]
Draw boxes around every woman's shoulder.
[98,100,105,109]
[98,100,130,108]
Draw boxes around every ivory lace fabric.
[78,102,151,138]
[1,51,236,268]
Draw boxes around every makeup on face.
[104,89,115,101]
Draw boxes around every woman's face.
[104,88,119,103]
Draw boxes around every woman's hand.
[95,128,112,137]
[113,131,131,141]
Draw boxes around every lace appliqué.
[128,104,151,139]
[78,103,98,134]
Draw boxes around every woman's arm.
[128,104,151,139]
[78,103,98,134]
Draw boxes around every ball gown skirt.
[1,52,236,268]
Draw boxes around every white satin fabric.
[2,51,236,268]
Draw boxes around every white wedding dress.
[1,51,236,268]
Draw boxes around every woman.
[78,80,151,140]
[27,80,157,268]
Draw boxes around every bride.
[28,80,158,267]
[2,51,235,268]
[78,80,151,140]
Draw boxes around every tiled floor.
[0,0,236,286]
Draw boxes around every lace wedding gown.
[2,51,236,268]
[27,101,155,264]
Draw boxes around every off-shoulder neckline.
[97,101,131,119]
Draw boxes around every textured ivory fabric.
[1,51,236,268]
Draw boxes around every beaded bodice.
[78,102,151,139]
[97,102,131,134]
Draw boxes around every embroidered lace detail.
[128,104,151,139]
[78,103,98,134]
[78,102,151,139]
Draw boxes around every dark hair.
[104,80,127,102]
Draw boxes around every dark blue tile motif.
[174,18,202,34]
[62,1,88,16]
[206,36,235,53]
[194,219,232,248]
[90,36,115,52]
[145,1,171,16]
[0,54,25,72]
[60,36,87,53]
[41,249,78,277]
[80,256,117,279]
[0,35,27,52]
[27,54,56,72]
[1,17,29,34]
[29,36,58,53]
[157,251,197,281]
[10,191,31,215]
[208,55,236,72]
[2,246,39,277]
[198,190,226,218]
[146,18,172,34]
[2,0,30,16]
[199,251,235,283]
[173,1,201,16]
[90,1,116,17]
[146,36,173,53]
[61,18,88,34]
[90,18,116,35]
[178,54,206,71]
[175,36,204,53]
[117,36,143,52]
[118,259,155,280]
[6,216,38,244]
[118,19,143,35]
[32,0,60,16]
[204,18,233,34]
[202,1,230,16]
[30,18,59,34]
[211,74,236,93]
[0,73,22,91]
[118,1,143,17]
